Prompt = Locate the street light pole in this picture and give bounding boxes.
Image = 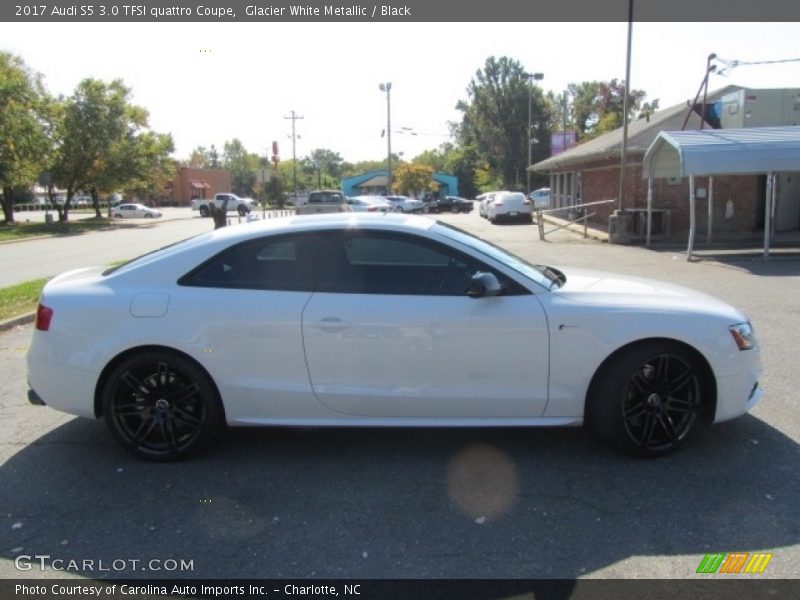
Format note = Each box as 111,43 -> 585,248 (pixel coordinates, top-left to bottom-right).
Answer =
379,82 -> 392,194
523,72 -> 544,196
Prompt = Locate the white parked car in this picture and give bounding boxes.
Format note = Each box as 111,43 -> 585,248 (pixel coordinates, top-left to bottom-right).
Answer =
529,187 -> 551,209
485,191 -> 534,223
477,190 -> 506,218
385,195 -> 424,213
112,203 -> 162,219
27,213 -> 762,460
346,195 -> 392,213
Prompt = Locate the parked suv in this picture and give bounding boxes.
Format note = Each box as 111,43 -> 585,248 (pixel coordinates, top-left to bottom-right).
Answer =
296,190 -> 349,215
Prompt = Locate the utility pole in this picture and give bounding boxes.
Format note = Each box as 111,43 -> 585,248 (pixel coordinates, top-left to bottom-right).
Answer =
522,72 -> 543,195
379,82 -> 393,193
618,0 -> 633,211
284,110 -> 304,201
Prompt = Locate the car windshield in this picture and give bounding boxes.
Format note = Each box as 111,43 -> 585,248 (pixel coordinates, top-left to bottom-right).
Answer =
432,221 -> 561,289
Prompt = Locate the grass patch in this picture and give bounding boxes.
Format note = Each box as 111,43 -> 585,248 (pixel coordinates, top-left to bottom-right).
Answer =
0,278 -> 48,321
0,217 -> 120,242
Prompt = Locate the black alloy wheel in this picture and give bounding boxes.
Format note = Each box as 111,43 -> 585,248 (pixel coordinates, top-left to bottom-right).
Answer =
102,351 -> 223,460
589,342 -> 704,457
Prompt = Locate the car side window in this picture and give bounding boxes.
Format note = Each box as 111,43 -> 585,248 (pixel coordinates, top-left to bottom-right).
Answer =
178,235 -> 313,291
310,231 -> 526,296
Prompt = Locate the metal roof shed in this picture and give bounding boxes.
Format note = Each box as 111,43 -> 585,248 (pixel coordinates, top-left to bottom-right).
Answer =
642,126 -> 800,259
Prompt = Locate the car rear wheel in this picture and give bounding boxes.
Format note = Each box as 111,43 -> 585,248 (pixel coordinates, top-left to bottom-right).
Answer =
588,341 -> 704,457
102,351 -> 223,461
238,205 -> 250,216
199,205 -> 209,217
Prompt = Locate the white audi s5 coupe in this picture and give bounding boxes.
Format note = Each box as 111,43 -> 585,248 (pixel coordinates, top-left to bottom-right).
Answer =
27,213 -> 763,460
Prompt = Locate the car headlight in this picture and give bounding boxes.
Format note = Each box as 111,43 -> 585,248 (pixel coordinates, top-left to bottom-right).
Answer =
730,322 -> 757,350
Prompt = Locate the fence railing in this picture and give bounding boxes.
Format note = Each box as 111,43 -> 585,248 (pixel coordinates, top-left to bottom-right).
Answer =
536,199 -> 615,240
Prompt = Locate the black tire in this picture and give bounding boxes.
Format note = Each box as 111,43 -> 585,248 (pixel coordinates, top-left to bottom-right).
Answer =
450,205 -> 459,214
199,205 -> 210,217
102,351 -> 224,461
237,205 -> 249,216
587,341 -> 705,457
144,214 -> 153,218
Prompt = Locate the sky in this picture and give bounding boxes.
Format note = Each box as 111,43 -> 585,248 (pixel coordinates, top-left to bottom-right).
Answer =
2,22 -> 799,164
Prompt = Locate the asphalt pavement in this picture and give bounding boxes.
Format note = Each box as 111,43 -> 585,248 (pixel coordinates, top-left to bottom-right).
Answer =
1,210 -> 799,582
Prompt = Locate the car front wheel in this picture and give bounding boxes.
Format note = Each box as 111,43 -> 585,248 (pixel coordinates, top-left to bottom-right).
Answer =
199,206 -> 209,217
588,341 -> 705,457
102,351 -> 224,460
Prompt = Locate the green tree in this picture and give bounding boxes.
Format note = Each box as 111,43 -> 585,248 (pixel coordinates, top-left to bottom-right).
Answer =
0,52 -> 52,223
455,56 -> 551,191
188,146 -> 211,167
265,172 -> 288,208
114,132 -> 175,203
392,163 -> 437,196
567,79 -> 654,140
303,148 -> 344,189
222,139 -> 260,197
414,147 -> 449,172
50,78 -> 171,220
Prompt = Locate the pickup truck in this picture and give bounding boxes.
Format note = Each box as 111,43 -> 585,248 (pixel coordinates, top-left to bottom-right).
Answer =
295,190 -> 349,215
191,193 -> 254,217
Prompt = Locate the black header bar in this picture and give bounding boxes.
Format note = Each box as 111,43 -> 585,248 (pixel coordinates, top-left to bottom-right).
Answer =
3,0 -> 800,22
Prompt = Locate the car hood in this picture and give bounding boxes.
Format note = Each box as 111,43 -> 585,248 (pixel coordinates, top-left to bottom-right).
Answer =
552,267 -> 746,321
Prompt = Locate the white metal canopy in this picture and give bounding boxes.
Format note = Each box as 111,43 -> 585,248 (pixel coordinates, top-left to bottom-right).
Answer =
642,126 -> 800,260
643,126 -> 800,178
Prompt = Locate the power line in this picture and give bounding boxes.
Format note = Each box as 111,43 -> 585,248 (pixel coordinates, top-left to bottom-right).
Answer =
714,55 -> 800,76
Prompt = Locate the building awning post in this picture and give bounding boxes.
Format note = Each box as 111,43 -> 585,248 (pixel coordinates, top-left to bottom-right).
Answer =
687,175 -> 696,261
646,177 -> 653,246
764,172 -> 774,259
706,176 -> 714,245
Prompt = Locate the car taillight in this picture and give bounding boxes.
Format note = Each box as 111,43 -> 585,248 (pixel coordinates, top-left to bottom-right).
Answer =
36,304 -> 53,331
367,207 -> 377,212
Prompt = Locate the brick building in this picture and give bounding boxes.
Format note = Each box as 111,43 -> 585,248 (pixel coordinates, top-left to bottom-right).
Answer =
167,166 -> 231,207
530,85 -> 800,240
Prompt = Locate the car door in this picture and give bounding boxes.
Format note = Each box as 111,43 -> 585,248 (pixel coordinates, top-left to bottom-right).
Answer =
301,230 -> 549,419
176,233 -> 317,423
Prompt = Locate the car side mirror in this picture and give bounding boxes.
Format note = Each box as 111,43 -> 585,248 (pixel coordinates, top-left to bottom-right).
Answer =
467,271 -> 503,298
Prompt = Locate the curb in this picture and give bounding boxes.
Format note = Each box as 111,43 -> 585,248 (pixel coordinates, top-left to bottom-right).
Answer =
0,312 -> 36,332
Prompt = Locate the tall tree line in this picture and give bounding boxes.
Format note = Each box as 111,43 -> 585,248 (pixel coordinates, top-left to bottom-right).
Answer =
0,51 -> 174,223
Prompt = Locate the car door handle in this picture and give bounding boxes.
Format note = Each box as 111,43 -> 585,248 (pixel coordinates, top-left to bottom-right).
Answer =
310,317 -> 352,332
